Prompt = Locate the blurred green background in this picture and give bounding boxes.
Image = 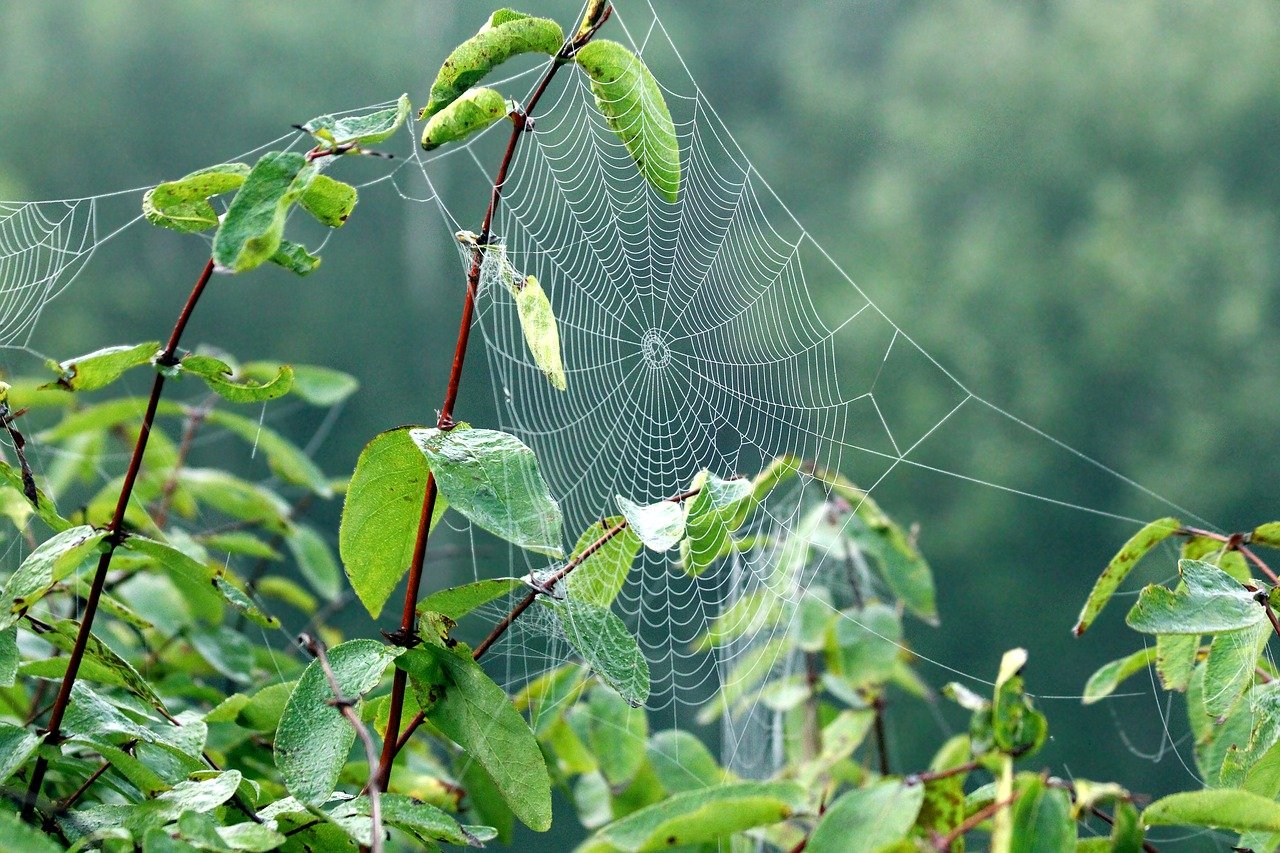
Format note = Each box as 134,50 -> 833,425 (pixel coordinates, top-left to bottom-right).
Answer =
3,0 -> 1279,835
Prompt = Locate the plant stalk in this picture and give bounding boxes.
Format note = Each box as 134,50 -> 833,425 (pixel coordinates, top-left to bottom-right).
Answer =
374,12 -> 611,789
22,258 -> 216,819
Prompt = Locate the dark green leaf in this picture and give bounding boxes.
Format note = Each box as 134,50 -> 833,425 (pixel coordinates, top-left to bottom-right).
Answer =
1126,559 -> 1264,634
411,425 -> 563,557
121,534 -> 278,627
212,151 -> 312,273
421,13 -> 563,119
142,162 -> 250,233
1009,774 -> 1075,852
574,40 -> 681,202
0,626 -> 17,686
544,597 -> 649,706
591,781 -> 806,851
808,780 -> 924,853
32,617 -> 165,710
1074,517 -> 1181,635
339,427 -> 448,618
0,722 -> 40,785
831,603 -> 901,687
350,793 -> 484,847
302,94 -> 410,147
417,642 -> 553,831
43,342 -> 160,392
275,639 -> 399,806
421,86 -> 510,151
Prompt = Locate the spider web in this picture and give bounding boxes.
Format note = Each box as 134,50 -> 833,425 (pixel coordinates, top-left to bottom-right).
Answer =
0,3 -> 1240,843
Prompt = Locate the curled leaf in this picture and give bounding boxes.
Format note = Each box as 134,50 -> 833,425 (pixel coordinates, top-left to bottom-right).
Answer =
298,174 -> 358,227
302,94 -> 411,148
143,163 -> 250,233
42,342 -> 160,392
212,152 -> 312,274
422,87 -> 510,152
179,354 -> 294,403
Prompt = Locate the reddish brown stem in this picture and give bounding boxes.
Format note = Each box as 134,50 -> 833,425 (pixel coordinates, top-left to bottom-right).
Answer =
934,791 -> 1020,851
23,258 -> 216,819
374,11 -> 612,790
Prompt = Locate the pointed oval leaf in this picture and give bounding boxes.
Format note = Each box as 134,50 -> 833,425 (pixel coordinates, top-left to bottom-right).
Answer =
179,354 -> 294,403
410,426 -> 563,557
1203,621 -> 1270,716
121,534 -> 277,627
298,174 -> 357,227
417,643 -> 552,831
418,577 -> 522,620
340,427 -> 448,617
275,639 -> 399,806
421,13 -> 564,120
1144,788 -> 1280,832
566,517 -> 639,607
212,152 -> 311,273
0,525 -> 107,628
1126,560 -> 1264,635
1008,774 -> 1075,852
32,618 -> 165,711
544,598 -> 649,706
510,275 -> 567,390
421,87 -> 510,151
285,524 -> 343,601
617,494 -> 684,552
205,409 -> 330,496
1082,647 -> 1156,705
302,94 -> 411,148
43,342 -> 161,393
592,781 -> 806,851
143,163 -> 250,233
1074,517 -> 1181,635
0,458 -> 71,532
574,40 -> 680,202
808,780 -> 925,853
646,729 -> 724,794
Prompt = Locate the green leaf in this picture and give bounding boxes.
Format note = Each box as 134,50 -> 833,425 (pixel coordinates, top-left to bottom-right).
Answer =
680,472 -> 753,575
179,354 -> 294,403
566,518 -> 639,607
990,648 -> 1048,757
1074,517 -> 1181,635
1082,647 -> 1156,704
646,729 -> 724,794
241,362 -> 359,406
43,342 -> 160,392
205,409 -> 331,495
142,162 -> 250,233
510,274 -> 567,390
120,534 -> 278,627
580,684 -> 648,788
1126,559 -> 1264,634
831,603 -> 901,687
543,597 -> 649,706
285,524 -> 343,601
0,458 -> 71,533
590,781 -> 806,851
31,617 -> 166,711
267,239 -> 321,276
302,94 -> 411,148
0,809 -> 68,852
348,793 -> 484,847
339,427 -> 448,618
298,173 -> 357,227
0,722 -> 40,785
1008,774 -> 1075,852
411,426 -> 563,557
0,626 -> 16,686
1143,788 -> 1280,832
808,780 -> 925,853
617,494 -> 684,552
188,623 -> 254,683
418,577 -> 522,620
417,642 -> 553,831
274,639 -> 399,806
212,151 -> 312,273
421,86 -> 510,151
1203,620 -> 1270,716
1252,522 -> 1280,548
693,588 -> 783,651
574,40 -> 681,203
421,13 -> 563,120
0,525 -> 107,628
1155,632 -> 1199,691
179,468 -> 293,533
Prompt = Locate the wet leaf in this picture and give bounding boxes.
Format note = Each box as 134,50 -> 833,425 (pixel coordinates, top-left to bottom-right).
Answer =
544,597 -> 649,706
418,577 -> 522,620
302,94 -> 410,148
1144,788 -> 1280,832
617,494 -> 684,552
1127,559 -> 1263,634
298,174 -> 357,227
511,274 -> 567,390
179,354 -> 294,403
212,151 -> 312,273
565,517 -> 639,607
0,525 -> 107,629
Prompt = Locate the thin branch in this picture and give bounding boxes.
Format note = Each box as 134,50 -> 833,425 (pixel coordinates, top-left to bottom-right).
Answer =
905,759 -> 981,786
301,634 -> 383,853
375,8 -> 614,789
57,759 -> 111,812
23,257 -> 217,819
934,791 -> 1020,851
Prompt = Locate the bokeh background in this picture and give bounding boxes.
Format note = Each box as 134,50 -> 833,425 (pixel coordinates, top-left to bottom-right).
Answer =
3,0 -> 1280,842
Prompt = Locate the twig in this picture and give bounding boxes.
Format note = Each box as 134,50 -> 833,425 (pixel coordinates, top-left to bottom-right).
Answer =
23,257 -> 217,818
934,791 -> 1020,851
870,693 -> 890,776
57,759 -> 111,812
905,759 -> 981,786
1089,805 -> 1159,853
301,634 -> 383,853
374,5 -> 614,789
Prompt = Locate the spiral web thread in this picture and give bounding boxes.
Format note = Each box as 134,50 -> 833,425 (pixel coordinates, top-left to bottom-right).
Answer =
0,4 -> 1246,844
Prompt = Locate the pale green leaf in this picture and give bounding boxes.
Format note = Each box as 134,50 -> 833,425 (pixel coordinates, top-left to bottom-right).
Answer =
580,684 -> 648,787
43,342 -> 160,393
267,239 -> 321,275
544,597 -> 649,706
421,86 -> 510,150
1008,774 -> 1075,852
616,494 -> 683,552
339,426 -> 448,618
0,525 -> 107,628
302,94 -> 410,147
275,639 -> 399,806
591,781 -> 806,851
206,408 -> 331,495
241,362 -> 359,406
1082,647 -> 1156,704
411,425 -> 563,557
0,722 -> 40,785
511,274 -> 567,390
1143,788 -> 1280,832
418,577 -> 522,620
142,162 -> 250,233
574,40 -> 680,202
0,626 -> 16,686
31,617 -> 165,710
286,523 -> 343,601
298,173 -> 357,227
121,534 -> 278,627
680,472 -> 752,575
1203,620 -> 1270,716
179,354 -> 294,403
1126,560 -> 1264,634
1074,517 -> 1181,635
646,729 -> 724,794
1155,632 -> 1199,691
808,780 -> 924,853
565,517 -> 639,607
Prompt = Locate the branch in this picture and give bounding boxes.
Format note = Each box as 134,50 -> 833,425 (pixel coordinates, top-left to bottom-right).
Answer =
24,257 -> 217,819
934,791 -> 1020,851
301,634 -> 383,853
374,9 -> 614,789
